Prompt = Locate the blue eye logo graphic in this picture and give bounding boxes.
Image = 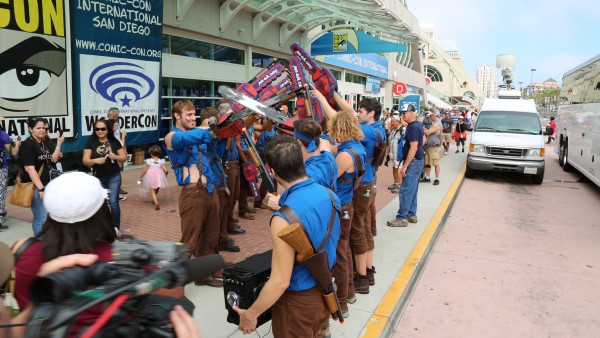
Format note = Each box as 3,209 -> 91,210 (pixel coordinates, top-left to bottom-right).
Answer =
89,62 -> 155,107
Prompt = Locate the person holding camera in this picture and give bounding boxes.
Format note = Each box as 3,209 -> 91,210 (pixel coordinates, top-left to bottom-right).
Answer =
83,118 -> 127,234
18,118 -> 64,236
234,135 -> 341,337
4,252 -> 201,338
12,172 -> 116,336
0,125 -> 20,232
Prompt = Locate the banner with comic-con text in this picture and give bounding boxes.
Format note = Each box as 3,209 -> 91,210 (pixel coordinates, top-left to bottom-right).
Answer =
72,0 -> 163,146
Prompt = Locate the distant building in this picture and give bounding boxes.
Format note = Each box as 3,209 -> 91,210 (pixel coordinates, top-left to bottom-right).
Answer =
476,65 -> 498,98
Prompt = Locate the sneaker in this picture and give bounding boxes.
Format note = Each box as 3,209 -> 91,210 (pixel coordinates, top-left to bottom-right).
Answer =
455,150 -> 459,153
433,179 -> 440,186
0,225 -> 8,232
119,189 -> 128,195
444,151 -> 448,155
419,178 -> 430,183
347,295 -> 357,304
391,187 -> 400,194
119,195 -> 127,201
462,149 -> 465,153
387,218 -> 408,227
408,216 -> 418,223
387,183 -> 398,190
342,310 -> 349,318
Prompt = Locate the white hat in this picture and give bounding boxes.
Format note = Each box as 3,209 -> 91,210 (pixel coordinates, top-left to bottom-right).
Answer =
43,172 -> 108,223
392,115 -> 401,121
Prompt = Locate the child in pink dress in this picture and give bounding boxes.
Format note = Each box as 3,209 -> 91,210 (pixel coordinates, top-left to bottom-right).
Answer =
138,145 -> 169,210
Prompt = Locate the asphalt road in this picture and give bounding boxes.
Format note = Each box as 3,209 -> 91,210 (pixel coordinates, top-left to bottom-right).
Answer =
394,143 -> 600,337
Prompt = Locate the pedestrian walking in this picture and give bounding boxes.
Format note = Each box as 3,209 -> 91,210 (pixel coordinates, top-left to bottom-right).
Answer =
137,145 -> 169,210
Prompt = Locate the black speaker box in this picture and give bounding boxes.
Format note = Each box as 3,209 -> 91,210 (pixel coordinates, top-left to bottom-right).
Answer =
223,250 -> 272,327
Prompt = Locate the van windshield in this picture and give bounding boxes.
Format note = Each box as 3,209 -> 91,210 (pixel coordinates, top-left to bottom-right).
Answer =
474,111 -> 541,134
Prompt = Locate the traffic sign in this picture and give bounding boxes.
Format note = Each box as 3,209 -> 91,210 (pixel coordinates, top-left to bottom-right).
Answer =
393,82 -> 407,95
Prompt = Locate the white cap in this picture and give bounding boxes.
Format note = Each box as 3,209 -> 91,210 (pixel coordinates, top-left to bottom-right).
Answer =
43,172 -> 108,223
392,115 -> 401,121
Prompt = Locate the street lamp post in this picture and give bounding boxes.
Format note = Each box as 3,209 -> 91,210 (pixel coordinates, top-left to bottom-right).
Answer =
518,81 -> 523,97
530,68 -> 536,97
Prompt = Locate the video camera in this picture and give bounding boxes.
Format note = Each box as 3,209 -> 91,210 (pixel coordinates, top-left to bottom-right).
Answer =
24,236 -> 224,338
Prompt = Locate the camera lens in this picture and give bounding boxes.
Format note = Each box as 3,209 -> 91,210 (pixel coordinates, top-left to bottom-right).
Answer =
31,262 -> 117,304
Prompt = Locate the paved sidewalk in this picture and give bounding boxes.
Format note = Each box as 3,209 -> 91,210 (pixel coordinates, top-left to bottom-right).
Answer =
1,146 -> 468,337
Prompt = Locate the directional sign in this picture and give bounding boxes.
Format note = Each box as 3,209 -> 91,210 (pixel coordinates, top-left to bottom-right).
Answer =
393,82 -> 407,95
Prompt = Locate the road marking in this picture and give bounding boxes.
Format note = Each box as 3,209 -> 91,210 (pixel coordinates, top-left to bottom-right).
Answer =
361,165 -> 466,338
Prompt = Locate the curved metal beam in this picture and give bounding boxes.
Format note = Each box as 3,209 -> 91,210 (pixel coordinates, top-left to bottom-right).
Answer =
220,0 -> 254,33
253,2 -> 333,40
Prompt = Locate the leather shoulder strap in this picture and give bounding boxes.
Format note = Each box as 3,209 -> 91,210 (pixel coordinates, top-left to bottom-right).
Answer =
278,189 -> 338,253
12,237 -> 37,261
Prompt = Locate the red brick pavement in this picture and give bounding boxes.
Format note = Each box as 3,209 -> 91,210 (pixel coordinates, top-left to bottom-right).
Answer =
7,164 -> 400,264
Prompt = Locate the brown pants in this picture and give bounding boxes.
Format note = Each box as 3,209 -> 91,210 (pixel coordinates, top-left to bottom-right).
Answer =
238,163 -> 252,215
272,286 -> 329,338
370,185 -> 377,235
216,189 -> 230,249
332,202 -> 353,311
350,184 -> 375,255
225,161 -> 240,229
179,186 -> 220,258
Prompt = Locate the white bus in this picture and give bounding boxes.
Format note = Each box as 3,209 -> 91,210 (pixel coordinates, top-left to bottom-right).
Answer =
555,54 -> 600,187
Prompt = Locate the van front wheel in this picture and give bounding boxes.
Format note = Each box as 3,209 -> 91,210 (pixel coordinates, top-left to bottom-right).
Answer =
465,163 -> 476,178
531,171 -> 544,185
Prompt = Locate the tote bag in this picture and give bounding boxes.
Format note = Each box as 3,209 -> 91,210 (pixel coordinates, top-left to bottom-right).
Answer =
9,164 -> 44,208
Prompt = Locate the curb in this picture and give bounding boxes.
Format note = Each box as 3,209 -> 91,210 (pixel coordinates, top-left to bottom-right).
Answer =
361,164 -> 467,338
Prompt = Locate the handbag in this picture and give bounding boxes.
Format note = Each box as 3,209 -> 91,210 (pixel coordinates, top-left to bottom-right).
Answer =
9,164 -> 44,208
460,131 -> 467,140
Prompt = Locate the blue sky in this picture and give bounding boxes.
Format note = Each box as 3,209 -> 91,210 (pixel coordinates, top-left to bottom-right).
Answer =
407,0 -> 600,86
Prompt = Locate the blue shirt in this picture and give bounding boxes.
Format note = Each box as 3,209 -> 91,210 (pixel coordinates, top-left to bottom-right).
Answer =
273,178 -> 341,292
359,121 -> 386,183
240,125 -> 255,152
216,138 -> 239,162
0,131 -> 10,169
336,140 -> 366,205
164,127 -> 216,192
256,128 -> 276,153
403,121 -> 424,161
200,140 -> 226,188
305,151 -> 337,191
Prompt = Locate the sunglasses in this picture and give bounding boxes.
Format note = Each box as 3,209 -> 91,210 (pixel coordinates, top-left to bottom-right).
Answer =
94,127 -> 107,131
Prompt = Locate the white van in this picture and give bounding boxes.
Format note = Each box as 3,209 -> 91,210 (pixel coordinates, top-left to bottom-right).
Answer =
466,91 -> 546,184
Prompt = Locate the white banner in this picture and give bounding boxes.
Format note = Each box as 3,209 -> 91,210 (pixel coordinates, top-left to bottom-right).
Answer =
79,54 -> 160,135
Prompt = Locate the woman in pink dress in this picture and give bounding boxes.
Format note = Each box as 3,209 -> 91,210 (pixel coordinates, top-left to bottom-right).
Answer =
138,145 -> 169,210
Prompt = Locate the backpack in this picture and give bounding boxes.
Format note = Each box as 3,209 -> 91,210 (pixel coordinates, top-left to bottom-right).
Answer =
371,129 -> 388,169
396,132 -> 405,162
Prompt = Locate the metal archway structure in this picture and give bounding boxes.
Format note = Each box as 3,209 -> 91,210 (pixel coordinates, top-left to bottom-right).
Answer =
212,0 -> 421,48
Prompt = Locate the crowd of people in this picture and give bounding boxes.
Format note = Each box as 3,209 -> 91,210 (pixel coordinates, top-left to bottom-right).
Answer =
2,88 -> 477,337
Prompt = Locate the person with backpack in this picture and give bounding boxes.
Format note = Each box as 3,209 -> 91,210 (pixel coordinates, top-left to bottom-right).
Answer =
386,115 -> 404,194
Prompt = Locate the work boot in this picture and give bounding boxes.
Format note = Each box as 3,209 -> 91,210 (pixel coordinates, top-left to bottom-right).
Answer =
367,266 -> 376,286
354,274 -> 370,294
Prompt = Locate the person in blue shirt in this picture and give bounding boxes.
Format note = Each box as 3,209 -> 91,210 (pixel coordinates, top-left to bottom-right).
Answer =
387,104 -> 425,228
327,111 -> 366,316
354,98 -> 385,290
254,119 -> 278,209
234,135 -> 341,337
199,107 -> 242,254
164,100 -> 222,288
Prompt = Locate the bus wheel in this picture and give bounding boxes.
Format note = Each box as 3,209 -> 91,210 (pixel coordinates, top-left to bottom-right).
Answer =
560,142 -> 573,172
